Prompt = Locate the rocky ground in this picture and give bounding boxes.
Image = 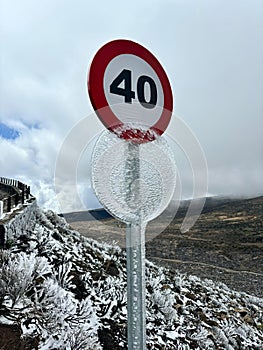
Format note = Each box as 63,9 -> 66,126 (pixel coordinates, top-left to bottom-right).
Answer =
147,196 -> 263,298
67,196 -> 263,298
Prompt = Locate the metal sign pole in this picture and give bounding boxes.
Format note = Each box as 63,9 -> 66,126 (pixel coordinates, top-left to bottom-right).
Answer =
125,142 -> 146,350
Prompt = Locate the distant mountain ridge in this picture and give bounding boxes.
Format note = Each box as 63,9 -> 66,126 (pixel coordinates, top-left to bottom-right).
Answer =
61,207 -> 112,223
62,195 -> 263,223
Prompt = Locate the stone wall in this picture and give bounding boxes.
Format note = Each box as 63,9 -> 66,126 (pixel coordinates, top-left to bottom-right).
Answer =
0,199 -> 37,247
0,183 -> 18,197
0,178 -> 32,216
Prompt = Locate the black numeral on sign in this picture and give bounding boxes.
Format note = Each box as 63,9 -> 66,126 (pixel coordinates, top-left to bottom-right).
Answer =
109,69 -> 157,108
110,69 -> 135,103
137,75 -> 157,109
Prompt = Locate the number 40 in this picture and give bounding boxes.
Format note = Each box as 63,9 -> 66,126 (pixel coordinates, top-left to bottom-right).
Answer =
110,69 -> 157,109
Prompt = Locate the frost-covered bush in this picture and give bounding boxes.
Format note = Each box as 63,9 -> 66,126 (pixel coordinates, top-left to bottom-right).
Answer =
1,207 -> 263,349
0,251 -> 51,309
152,285 -> 177,322
30,278 -> 100,350
0,249 -> 101,350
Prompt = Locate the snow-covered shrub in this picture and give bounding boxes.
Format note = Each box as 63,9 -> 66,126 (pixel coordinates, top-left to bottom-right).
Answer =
152,286 -> 177,322
0,251 -> 51,310
0,246 -> 101,349
56,261 -> 74,289
31,278 -> 100,350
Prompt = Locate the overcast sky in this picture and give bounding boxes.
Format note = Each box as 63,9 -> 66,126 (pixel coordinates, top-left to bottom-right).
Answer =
0,0 -> 262,212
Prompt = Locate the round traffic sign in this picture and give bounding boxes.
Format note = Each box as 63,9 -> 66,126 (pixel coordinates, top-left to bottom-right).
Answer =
88,39 -> 173,142
92,129 -> 176,223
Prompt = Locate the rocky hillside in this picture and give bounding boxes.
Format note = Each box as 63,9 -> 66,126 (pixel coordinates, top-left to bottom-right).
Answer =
0,207 -> 262,349
67,196 -> 263,297
147,196 -> 263,297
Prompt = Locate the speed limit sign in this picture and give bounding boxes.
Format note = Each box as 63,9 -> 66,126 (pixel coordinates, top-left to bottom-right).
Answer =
88,39 -> 173,142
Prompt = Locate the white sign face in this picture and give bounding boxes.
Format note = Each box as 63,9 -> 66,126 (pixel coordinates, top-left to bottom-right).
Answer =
104,54 -> 164,127
88,39 -> 173,142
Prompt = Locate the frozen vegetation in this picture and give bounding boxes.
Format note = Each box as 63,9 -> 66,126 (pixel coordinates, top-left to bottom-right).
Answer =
0,207 -> 262,349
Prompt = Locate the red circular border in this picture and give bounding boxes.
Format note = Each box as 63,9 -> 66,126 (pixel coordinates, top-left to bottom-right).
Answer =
88,39 -> 173,142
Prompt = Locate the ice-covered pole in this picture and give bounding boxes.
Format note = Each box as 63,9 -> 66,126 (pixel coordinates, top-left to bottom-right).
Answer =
125,142 -> 146,350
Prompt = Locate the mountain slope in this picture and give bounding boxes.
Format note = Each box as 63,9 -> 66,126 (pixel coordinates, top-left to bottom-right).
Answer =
147,196 -> 263,297
64,196 -> 263,297
0,207 -> 262,349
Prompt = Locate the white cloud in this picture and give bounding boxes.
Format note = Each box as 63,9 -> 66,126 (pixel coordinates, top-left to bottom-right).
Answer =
1,0 -> 262,212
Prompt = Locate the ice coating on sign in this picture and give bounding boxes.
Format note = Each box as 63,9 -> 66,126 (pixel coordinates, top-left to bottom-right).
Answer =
91,127 -> 176,223
110,157 -> 162,210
